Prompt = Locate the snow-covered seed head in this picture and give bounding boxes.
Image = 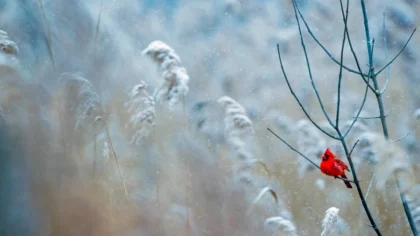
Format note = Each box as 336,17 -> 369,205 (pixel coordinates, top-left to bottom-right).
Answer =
0,30 -> 18,55
264,216 -> 297,236
142,41 -> 189,108
321,207 -> 347,236
57,72 -> 102,133
218,96 -> 253,135
142,40 -> 181,65
218,96 -> 254,161
124,81 -> 156,145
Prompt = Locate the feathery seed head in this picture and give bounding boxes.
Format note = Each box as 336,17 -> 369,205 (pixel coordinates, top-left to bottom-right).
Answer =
124,81 -> 156,145
57,72 -> 102,133
264,216 -> 297,236
321,207 -> 348,236
143,41 -> 189,107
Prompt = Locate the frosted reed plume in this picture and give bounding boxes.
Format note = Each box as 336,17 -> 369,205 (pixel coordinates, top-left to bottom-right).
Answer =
56,72 -> 102,133
0,30 -> 18,56
218,96 -> 253,161
295,120 -> 326,176
264,216 -> 297,236
0,30 -> 19,71
124,81 -> 155,145
142,41 -> 189,108
321,207 -> 349,236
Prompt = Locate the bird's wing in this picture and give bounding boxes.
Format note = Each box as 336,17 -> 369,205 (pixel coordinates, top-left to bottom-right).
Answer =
335,158 -> 350,172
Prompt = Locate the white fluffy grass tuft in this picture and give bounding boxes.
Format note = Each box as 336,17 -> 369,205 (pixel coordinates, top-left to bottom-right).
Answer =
0,30 -> 19,55
321,207 -> 349,236
142,41 -> 189,108
264,216 -> 297,236
56,72 -> 102,133
218,96 -> 253,161
124,81 -> 155,145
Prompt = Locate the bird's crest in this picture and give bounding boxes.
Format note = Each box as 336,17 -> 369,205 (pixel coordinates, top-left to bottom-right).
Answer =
324,148 -> 334,157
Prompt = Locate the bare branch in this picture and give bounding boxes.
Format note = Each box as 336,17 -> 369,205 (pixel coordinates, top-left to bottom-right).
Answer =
276,44 -> 339,140
342,0 -> 375,138
360,1 -> 417,234
343,68 -> 371,138
291,0 -> 335,128
335,0 -> 350,128
336,0 -> 376,93
292,1 -> 369,77
375,29 -> 416,76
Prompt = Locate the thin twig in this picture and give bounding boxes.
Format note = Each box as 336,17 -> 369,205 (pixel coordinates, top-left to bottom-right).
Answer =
389,132 -> 410,143
291,0 -> 335,128
349,139 -> 360,157
267,128 -> 355,184
267,128 -> 319,169
380,13 -> 390,94
292,1 -> 369,77
375,29 -> 416,76
354,112 -> 390,119
343,65 -> 371,138
336,1 -> 376,93
276,44 -> 339,140
335,0 -> 349,128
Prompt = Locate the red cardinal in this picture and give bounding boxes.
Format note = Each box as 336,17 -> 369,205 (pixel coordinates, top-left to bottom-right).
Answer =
320,148 -> 352,188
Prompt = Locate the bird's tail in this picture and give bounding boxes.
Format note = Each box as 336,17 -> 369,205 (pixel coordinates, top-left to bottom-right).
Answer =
341,173 -> 352,189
